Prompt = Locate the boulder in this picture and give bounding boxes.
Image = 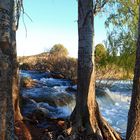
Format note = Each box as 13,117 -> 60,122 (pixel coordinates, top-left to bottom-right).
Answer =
20,77 -> 37,88
29,92 -> 75,107
32,108 -> 50,121
48,72 -> 65,79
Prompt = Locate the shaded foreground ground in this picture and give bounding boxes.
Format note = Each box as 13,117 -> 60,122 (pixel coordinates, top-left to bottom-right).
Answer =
15,118 -> 68,140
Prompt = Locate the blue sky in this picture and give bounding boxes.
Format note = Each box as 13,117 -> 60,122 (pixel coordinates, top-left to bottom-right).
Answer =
17,0 -> 107,57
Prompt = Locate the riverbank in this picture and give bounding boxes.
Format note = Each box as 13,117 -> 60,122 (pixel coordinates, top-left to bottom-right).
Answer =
18,51 -> 133,81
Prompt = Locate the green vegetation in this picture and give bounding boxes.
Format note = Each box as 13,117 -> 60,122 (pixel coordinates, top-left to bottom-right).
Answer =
18,1 -> 139,81
49,44 -> 68,57
104,1 -> 138,78
95,44 -> 107,65
95,43 -> 132,80
19,42 -> 134,81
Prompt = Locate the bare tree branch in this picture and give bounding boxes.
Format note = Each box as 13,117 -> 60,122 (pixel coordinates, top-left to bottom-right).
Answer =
94,0 -> 108,15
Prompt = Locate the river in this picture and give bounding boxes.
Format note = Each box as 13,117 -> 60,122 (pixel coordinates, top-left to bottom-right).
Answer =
20,70 -> 132,139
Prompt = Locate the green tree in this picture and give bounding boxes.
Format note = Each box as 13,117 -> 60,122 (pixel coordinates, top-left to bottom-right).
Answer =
95,43 -> 107,64
49,44 -> 68,57
105,1 -> 138,77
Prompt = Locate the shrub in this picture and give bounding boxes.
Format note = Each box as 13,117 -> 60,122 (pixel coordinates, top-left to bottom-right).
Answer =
49,44 -> 68,57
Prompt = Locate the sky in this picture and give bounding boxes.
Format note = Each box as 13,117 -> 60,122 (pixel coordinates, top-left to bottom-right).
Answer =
17,0 -> 107,58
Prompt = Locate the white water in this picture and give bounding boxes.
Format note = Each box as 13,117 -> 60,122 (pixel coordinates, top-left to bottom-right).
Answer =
96,81 -> 132,138
21,71 -> 132,138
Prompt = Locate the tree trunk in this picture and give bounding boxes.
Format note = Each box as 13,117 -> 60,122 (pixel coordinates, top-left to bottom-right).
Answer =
126,5 -> 140,140
69,1 -> 122,140
11,31 -> 23,122
0,1 -> 32,139
0,1 -> 15,139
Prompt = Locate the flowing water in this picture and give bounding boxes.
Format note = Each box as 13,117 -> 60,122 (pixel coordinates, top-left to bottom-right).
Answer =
20,70 -> 132,138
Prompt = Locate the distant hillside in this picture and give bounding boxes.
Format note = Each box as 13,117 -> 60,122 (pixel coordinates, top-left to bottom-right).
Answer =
18,52 -> 49,65
18,50 -> 77,81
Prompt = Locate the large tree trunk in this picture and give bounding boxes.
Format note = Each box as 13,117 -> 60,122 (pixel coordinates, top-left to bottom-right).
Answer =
0,0 -> 15,139
126,5 -> 140,140
69,1 -> 122,140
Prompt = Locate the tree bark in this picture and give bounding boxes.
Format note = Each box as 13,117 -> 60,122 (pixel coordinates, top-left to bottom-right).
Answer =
0,1 -> 32,140
69,1 -> 122,140
11,30 -> 23,122
126,5 -> 140,140
0,1 -> 15,139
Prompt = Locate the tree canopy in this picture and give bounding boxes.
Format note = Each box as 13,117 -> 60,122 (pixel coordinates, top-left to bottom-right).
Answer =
104,1 -> 139,77
49,44 -> 68,57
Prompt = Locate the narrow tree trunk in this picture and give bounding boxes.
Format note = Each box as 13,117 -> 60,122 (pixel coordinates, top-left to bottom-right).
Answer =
69,1 -> 122,140
11,2 -> 32,140
0,1 -> 15,139
126,5 -> 140,140
11,31 -> 23,121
